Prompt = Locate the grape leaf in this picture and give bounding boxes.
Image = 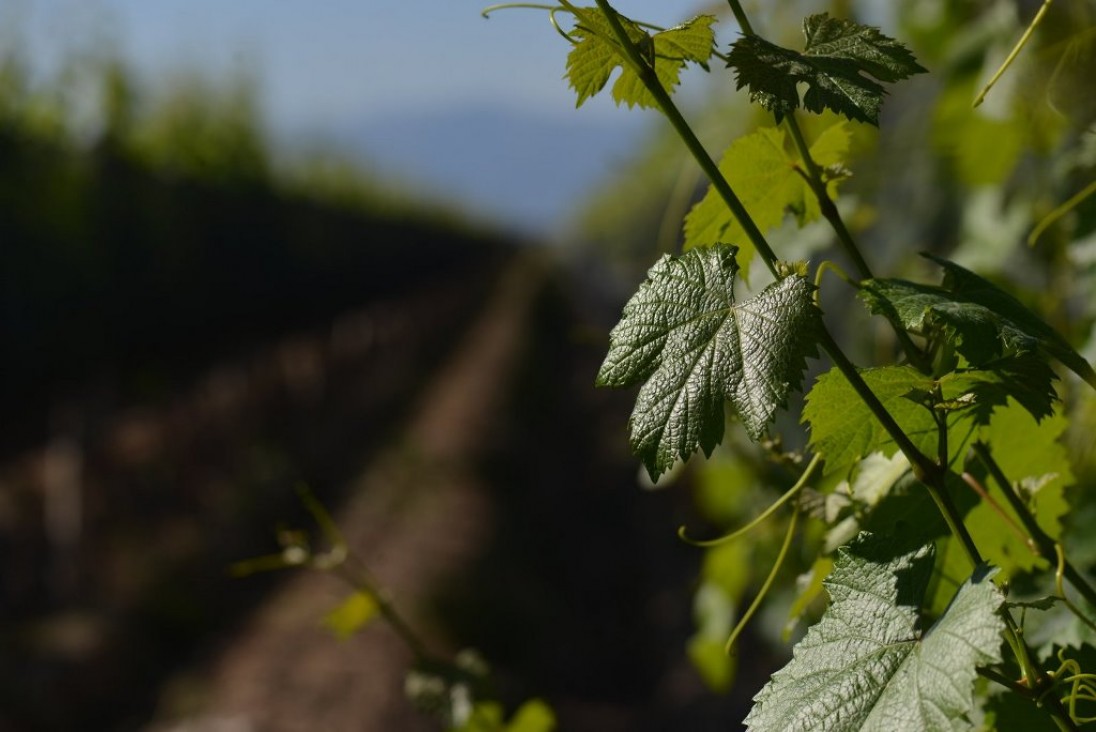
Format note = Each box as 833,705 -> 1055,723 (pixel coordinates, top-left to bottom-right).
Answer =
566,10 -> 716,109
745,533 -> 1004,732
803,359 -> 1049,479
727,13 -> 927,125
688,581 -> 738,692
596,244 -> 820,479
503,699 -> 556,732
940,356 -> 1058,424
803,365 -> 937,476
928,399 -> 1073,615
683,121 -> 850,278
860,254 -> 1096,389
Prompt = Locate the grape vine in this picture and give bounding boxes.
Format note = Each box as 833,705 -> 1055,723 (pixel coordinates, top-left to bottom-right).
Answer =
487,2 -> 1096,729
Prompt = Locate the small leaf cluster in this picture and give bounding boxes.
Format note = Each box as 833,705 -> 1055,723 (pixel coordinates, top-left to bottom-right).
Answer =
566,11 -> 715,109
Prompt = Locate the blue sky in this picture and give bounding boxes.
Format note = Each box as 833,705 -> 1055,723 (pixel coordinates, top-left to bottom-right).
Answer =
14,0 -> 706,132
9,2 -> 895,235
11,0 -> 729,233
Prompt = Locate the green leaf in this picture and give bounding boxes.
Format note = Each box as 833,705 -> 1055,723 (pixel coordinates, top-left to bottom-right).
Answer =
682,121 -> 851,278
802,358 -> 1044,480
785,556 -> 833,640
927,400 -> 1072,614
565,11 -> 715,109
322,591 -> 379,640
727,13 -> 927,125
822,452 -> 911,552
939,356 -> 1058,425
745,533 -> 1004,732
597,244 -> 820,479
803,365 -> 937,476
505,699 -> 556,732
452,698 -> 556,732
976,401 -> 1072,570
860,254 -> 1096,389
981,686 -> 1060,732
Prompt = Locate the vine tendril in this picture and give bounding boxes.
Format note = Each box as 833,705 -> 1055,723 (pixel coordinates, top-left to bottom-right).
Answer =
725,502 -> 799,655
678,453 -> 821,547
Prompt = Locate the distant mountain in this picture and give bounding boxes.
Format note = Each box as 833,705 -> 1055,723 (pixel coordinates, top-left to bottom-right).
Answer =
328,104 -> 652,238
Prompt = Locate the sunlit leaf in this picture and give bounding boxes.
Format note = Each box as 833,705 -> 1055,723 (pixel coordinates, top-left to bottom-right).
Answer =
746,533 -> 1004,732
803,365 -> 937,476
597,244 -> 820,479
505,699 -> 556,732
566,10 -> 715,109
860,254 -> 1096,389
683,121 -> 850,279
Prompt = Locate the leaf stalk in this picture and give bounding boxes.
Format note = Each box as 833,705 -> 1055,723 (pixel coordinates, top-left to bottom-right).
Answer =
974,441 -> 1096,609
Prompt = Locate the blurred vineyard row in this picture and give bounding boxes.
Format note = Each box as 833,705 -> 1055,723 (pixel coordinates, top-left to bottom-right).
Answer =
0,51 -> 516,729
0,53 -> 511,453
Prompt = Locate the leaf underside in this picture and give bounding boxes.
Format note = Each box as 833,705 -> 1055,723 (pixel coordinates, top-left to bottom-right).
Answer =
860,253 -> 1095,391
597,244 -> 820,480
727,13 -> 927,125
746,533 -> 1004,732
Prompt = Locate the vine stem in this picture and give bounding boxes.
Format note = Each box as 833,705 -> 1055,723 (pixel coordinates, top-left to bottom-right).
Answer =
591,0 -> 951,509
586,5 -> 1082,726
295,485 -> 435,662
725,503 -> 799,655
587,4 -> 1082,727
334,558 -> 433,662
725,0 -> 754,36
587,0 -> 780,280
591,0 -> 990,575
725,1 -> 869,276
973,441 -> 1096,609
973,0 -> 1053,108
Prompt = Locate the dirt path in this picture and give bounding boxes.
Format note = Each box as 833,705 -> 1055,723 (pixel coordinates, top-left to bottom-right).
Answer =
147,256 -> 547,731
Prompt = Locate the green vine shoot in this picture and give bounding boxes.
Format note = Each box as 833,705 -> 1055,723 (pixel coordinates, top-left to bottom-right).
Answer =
487,1 -> 1096,729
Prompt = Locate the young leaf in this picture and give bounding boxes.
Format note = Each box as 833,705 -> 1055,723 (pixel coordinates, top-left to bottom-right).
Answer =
727,13 -> 927,125
597,244 -> 820,480
860,254 -> 1096,389
565,10 -> 716,109
683,121 -> 851,278
504,699 -> 557,732
322,591 -> 379,640
745,533 -> 1004,732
